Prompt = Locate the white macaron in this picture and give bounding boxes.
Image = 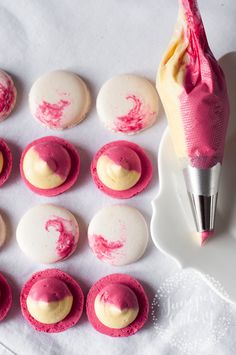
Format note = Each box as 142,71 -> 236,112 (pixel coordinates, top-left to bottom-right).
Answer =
16,204 -> 79,263
29,70 -> 91,130
96,74 -> 159,134
88,205 -> 149,266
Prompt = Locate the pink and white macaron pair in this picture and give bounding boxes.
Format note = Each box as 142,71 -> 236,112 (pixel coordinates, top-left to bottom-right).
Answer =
21,270 -> 149,336
29,71 -> 159,134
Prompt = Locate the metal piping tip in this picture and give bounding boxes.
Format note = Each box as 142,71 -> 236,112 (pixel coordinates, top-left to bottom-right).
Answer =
183,163 -> 221,244
187,192 -> 218,232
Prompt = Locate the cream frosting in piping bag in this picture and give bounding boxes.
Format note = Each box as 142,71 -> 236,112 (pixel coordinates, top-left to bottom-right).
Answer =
157,0 -> 230,243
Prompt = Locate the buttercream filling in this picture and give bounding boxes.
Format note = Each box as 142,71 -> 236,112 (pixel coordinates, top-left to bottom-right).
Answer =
23,142 -> 71,189
26,277 -> 73,324
94,283 -> 139,329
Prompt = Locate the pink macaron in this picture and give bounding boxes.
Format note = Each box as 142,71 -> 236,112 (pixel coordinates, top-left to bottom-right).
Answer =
91,140 -> 153,199
0,70 -> 17,122
20,269 -> 84,333
86,273 -> 149,337
0,272 -> 13,321
20,136 -> 80,196
0,138 -> 13,187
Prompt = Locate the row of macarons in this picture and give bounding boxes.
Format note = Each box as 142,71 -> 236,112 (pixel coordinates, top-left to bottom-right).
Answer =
0,204 -> 148,266
0,269 -> 149,337
0,69 -> 160,134
0,136 -> 153,198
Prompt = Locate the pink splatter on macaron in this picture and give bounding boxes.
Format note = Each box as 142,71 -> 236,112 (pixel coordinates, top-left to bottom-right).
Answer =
0,138 -> 13,187
86,273 -> 149,337
35,100 -> 70,129
91,140 -> 153,199
20,269 -> 84,333
20,136 -> 80,196
0,70 -> 17,122
0,272 -> 12,321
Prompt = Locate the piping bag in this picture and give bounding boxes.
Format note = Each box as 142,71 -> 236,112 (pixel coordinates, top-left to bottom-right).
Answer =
156,0 -> 230,245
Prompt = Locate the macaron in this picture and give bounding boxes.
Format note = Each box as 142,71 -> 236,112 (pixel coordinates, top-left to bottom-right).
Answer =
21,269 -> 84,332
0,70 -> 17,122
88,205 -> 148,266
0,272 -> 12,321
20,136 -> 80,196
96,74 -> 159,134
0,138 -> 13,187
86,273 -> 149,337
29,70 -> 91,130
16,204 -> 79,264
91,140 -> 153,199
0,214 -> 6,249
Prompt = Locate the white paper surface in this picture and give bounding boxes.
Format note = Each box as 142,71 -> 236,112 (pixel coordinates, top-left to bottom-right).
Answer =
0,1 -> 236,354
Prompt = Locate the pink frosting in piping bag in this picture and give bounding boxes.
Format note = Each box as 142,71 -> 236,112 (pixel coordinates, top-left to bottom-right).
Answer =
157,0 -> 229,169
157,0 -> 230,243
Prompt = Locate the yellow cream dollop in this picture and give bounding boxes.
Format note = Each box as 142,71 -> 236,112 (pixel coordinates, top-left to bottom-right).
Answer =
94,295 -> 139,329
0,152 -> 3,174
23,147 -> 65,189
96,155 -> 141,191
27,295 -> 73,324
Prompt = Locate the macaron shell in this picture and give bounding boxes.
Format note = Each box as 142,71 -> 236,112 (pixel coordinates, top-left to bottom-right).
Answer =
16,204 -> 79,264
0,272 -> 12,321
96,74 -> 159,134
0,214 -> 6,248
20,269 -> 84,333
29,70 -> 91,130
0,70 -> 17,122
86,273 -> 149,337
91,140 -> 153,199
0,139 -> 13,187
88,205 -> 149,266
20,136 -> 80,196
